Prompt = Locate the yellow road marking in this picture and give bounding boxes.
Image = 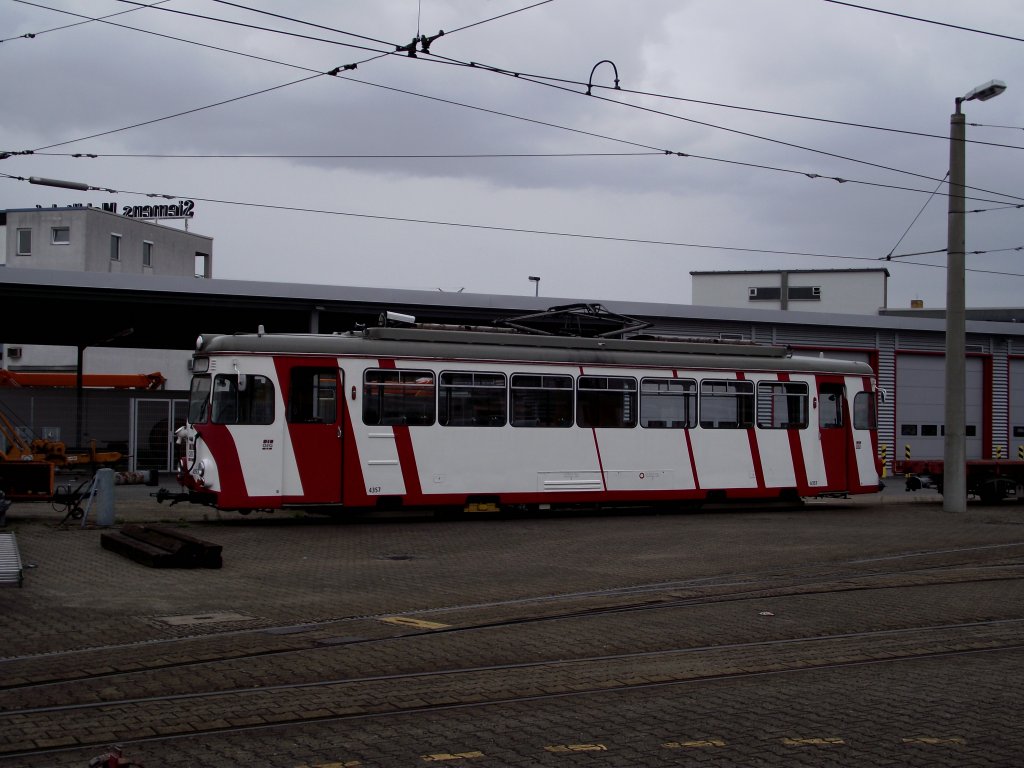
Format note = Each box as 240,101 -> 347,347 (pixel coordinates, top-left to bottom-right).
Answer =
902,737 -> 967,745
381,617 -> 450,630
783,737 -> 845,746
663,739 -> 726,748
421,752 -> 484,762
544,744 -> 607,753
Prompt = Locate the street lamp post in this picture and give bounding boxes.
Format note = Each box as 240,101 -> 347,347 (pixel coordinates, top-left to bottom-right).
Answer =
529,276 -> 540,297
944,79 -> 1006,513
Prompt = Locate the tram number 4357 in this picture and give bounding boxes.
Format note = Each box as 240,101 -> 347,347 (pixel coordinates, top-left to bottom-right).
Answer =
368,486 -> 382,494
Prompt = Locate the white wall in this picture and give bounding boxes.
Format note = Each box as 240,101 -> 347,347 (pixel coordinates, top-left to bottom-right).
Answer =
691,271 -> 887,315
3,345 -> 193,390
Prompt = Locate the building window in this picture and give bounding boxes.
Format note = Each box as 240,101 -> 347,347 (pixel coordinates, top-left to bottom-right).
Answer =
788,285 -> 821,301
195,252 -> 209,278
16,228 -> 31,255
142,241 -> 153,267
748,286 -> 781,301
51,227 -> 70,245
110,233 -> 121,261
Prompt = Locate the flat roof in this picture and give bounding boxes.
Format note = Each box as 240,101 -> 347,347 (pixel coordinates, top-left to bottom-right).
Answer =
0,267 -> 1021,351
690,268 -> 890,276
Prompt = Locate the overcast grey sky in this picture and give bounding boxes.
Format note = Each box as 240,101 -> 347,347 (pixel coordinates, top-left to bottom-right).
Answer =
2,0 -> 1022,310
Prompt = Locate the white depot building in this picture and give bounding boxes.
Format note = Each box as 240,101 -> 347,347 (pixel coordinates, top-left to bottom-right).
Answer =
691,268 -> 890,315
0,203 -> 212,388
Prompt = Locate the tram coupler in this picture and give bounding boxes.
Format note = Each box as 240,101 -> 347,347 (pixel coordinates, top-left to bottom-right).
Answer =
152,487 -> 198,507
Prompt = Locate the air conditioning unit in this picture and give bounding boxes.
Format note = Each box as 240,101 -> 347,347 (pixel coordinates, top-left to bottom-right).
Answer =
6,347 -> 22,360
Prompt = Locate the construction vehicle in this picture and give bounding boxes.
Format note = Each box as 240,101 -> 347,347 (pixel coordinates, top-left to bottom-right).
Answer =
0,411 -> 121,466
0,412 -> 121,500
0,370 -> 165,390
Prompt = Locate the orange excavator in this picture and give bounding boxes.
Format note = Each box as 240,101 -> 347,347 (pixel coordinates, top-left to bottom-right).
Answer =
0,411 -> 122,466
0,370 -> 166,390
0,402 -> 124,500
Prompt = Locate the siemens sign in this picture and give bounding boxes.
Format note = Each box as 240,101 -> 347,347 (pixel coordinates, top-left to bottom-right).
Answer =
101,200 -> 195,219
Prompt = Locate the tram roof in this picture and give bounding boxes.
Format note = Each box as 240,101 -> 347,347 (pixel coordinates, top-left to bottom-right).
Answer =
196,327 -> 873,375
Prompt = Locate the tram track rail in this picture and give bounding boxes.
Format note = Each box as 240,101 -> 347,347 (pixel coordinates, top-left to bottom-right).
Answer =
2,622 -> 1023,762
3,538 -> 1024,763
2,543 -> 1023,695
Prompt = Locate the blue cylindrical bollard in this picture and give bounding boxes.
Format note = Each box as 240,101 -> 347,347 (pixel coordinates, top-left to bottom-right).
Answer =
95,468 -> 115,527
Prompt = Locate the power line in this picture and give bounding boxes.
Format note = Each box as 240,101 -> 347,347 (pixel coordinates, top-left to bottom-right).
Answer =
109,0 -> 389,55
11,0 -> 337,75
35,151 -> 663,160
3,170 -> 1021,277
11,1 -> 1024,210
30,73 -> 328,153
445,0 -> 556,35
14,145 -> 1021,208
970,122 -> 1024,132
822,0 -> 1024,44
416,55 -> 1024,204
1,0 -> 169,44
19,0 -> 1024,206
206,0 -> 394,47
884,173 -> 947,259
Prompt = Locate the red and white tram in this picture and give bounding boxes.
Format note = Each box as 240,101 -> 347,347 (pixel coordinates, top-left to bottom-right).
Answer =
175,307 -> 882,513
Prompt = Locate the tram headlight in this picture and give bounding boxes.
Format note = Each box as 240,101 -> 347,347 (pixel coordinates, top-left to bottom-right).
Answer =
196,460 -> 207,479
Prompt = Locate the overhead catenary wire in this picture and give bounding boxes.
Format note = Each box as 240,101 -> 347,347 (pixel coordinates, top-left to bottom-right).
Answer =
412,54 -> 1024,204
2,170 -> 1021,278
13,0 -> 1024,207
884,173 -> 948,260
28,73 -> 328,153
0,0 -> 169,44
13,145 -> 1023,209
7,0 -> 1023,279
822,0 -> 1024,44
36,151 -> 664,159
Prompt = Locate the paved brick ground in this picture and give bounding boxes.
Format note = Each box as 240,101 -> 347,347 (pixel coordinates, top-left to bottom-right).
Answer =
1,476 -> 1022,766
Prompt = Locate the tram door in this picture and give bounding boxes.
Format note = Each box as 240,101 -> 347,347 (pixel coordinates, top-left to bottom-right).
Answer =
818,381 -> 850,492
286,366 -> 343,503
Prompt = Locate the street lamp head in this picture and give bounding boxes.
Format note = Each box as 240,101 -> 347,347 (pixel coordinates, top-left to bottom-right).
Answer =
961,79 -> 1007,104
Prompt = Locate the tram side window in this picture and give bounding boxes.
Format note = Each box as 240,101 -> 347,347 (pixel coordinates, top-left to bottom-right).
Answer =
289,368 -> 337,424
363,369 -> 435,426
699,380 -> 754,429
640,378 -> 696,428
510,374 -> 573,427
211,374 -> 275,425
756,381 -> 809,429
854,391 -> 877,430
819,385 -> 844,429
577,376 -> 637,428
439,371 -> 507,427
188,375 -> 211,424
